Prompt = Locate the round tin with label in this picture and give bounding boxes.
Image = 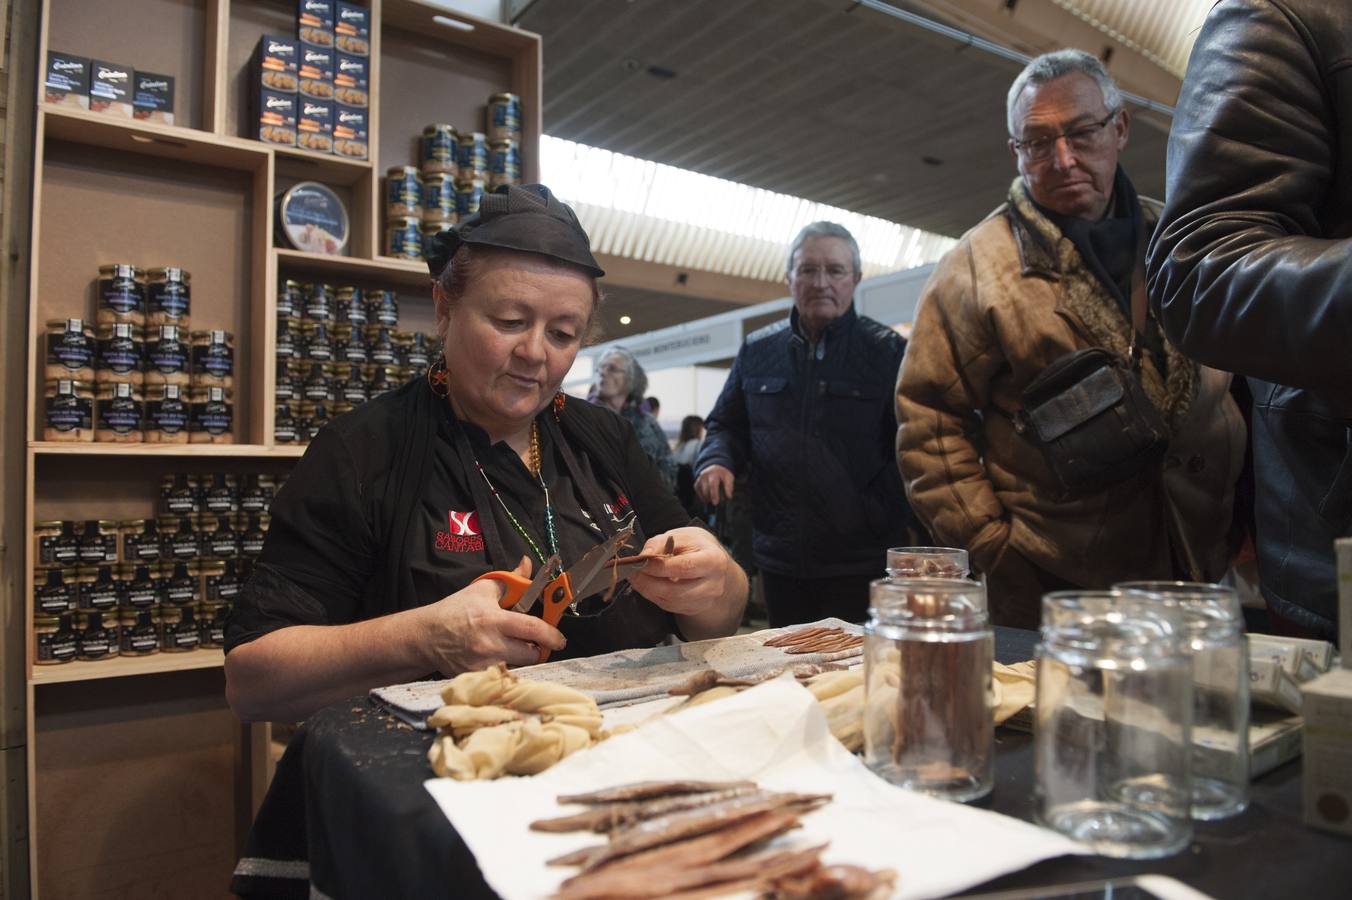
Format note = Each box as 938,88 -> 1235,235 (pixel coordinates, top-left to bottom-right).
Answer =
277,181 -> 350,256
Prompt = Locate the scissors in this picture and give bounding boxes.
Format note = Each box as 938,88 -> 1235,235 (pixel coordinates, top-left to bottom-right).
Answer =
473,523 -> 643,662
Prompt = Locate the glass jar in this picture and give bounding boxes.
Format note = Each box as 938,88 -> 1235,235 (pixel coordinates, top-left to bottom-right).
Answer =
34,567 -> 77,615
421,173 -> 456,224
240,513 -> 270,557
45,318 -> 96,381
366,290 -> 398,328
159,514 -> 200,559
385,165 -> 422,217
204,558 -> 244,603
96,263 -> 145,327
95,322 -> 144,387
275,403 -> 299,443
239,474 -> 274,514
198,602 -> 229,648
366,364 -> 399,398
456,132 -> 488,181
405,331 -> 432,372
455,178 -> 486,219
334,287 -> 367,327
143,384 -> 190,443
163,561 -> 200,607
123,564 -> 163,609
145,267 -> 191,328
275,359 -> 304,403
121,518 -> 161,563
160,605 -> 201,652
365,326 -> 398,365
278,279 -> 303,319
190,330 -> 234,388
885,547 -> 971,580
336,364 -> 368,405
304,283 -> 335,324
188,386 -> 234,443
276,316 -> 303,360
75,610 -> 119,660
162,474 -> 200,515
51,520 -> 82,567
34,520 -> 64,569
420,124 -> 458,177
34,614 -> 78,665
863,577 -> 993,802
384,216 -> 422,260
43,378 -> 94,442
1035,591 -> 1193,859
333,325 -> 367,365
80,565 -> 124,611
202,513 -> 240,558
94,382 -> 144,443
302,321 -> 333,362
145,325 -> 191,386
79,519 -> 119,565
1115,581 -> 1250,821
303,362 -> 335,402
202,473 -> 238,514
297,401 -> 330,441
119,608 -> 161,656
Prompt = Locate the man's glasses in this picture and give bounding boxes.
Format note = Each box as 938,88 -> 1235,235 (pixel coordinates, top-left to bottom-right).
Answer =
793,264 -> 853,282
1011,110 -> 1119,162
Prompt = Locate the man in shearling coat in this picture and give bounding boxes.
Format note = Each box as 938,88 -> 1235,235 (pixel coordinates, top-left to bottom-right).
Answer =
895,49 -> 1246,628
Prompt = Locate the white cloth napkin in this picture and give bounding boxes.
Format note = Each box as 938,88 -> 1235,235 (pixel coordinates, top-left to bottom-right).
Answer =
424,677 -> 1084,900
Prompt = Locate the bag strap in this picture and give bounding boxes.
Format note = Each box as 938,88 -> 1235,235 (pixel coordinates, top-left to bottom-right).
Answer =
1127,218 -> 1149,370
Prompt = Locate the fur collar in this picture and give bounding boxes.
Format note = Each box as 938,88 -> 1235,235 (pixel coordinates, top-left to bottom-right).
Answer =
1006,178 -> 1196,431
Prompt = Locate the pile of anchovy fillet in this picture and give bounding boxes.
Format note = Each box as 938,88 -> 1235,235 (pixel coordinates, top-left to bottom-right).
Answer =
533,779 -> 895,899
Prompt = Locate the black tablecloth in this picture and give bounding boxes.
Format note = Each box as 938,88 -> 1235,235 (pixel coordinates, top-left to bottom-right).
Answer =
231,627 -> 1352,899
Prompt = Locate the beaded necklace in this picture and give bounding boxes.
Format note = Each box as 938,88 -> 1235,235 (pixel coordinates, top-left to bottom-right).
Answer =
472,421 -> 562,578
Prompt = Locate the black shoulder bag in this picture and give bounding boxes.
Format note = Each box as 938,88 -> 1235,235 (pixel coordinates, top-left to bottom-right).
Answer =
1014,260 -> 1169,496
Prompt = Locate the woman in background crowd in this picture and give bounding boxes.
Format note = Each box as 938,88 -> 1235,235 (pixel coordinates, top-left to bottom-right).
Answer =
674,415 -> 706,516
591,347 -> 677,489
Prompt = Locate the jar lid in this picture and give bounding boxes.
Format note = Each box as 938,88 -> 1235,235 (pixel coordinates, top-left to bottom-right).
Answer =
276,181 -> 350,256
96,322 -> 143,339
189,329 -> 232,343
422,123 -> 456,135
46,317 -> 91,331
146,267 -> 190,282
35,519 -> 64,528
45,378 -> 94,392
98,263 -> 141,278
458,132 -> 486,143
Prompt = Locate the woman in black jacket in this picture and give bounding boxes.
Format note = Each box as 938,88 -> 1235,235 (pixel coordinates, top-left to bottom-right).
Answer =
224,185 -> 746,723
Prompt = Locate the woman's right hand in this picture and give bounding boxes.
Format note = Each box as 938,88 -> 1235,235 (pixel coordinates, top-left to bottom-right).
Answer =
415,559 -> 567,674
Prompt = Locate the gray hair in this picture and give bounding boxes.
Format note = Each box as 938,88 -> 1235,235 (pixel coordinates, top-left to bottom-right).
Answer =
785,221 -> 861,278
599,347 -> 647,405
1006,49 -> 1123,136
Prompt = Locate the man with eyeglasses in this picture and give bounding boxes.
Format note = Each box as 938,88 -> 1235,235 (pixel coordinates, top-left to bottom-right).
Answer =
695,221 -> 921,625
896,49 -> 1245,628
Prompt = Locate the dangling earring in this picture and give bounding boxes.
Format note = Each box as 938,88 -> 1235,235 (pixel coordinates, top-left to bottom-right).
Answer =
553,391 -> 567,419
427,351 -> 450,399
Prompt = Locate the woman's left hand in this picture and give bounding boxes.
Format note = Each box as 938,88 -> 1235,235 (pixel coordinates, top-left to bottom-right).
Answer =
627,527 -> 747,638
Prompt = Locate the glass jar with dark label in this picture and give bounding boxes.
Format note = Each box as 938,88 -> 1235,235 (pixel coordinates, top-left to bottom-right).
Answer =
35,567 -> 76,615
119,608 -> 160,656
275,403 -> 299,443
144,384 -> 190,443
366,364 -> 402,398
239,475 -> 274,513
146,267 -> 191,328
123,564 -> 163,609
75,610 -> 118,660
277,316 -> 303,360
366,290 -> 399,328
50,520 -> 82,567
203,513 -> 240,558
305,283 -> 335,324
79,520 -> 119,565
120,519 -> 161,563
80,565 -> 124,611
487,93 -> 522,142
420,124 -> 458,177
275,359 -> 303,403
406,331 -> 432,371
189,386 -> 234,444
278,280 -> 303,319
335,364 -> 369,405
162,474 -> 200,515
335,287 -> 367,326
44,378 -> 94,442
422,173 -> 456,223
203,474 -> 238,514
198,602 -> 230,648
97,263 -> 145,327
94,382 -> 144,443
456,178 -> 486,219
488,138 -> 521,189
384,216 -> 423,260
46,318 -> 96,381
190,330 -> 234,388
457,133 -> 488,181
159,515 -> 200,559
386,166 -> 422,217
163,561 -> 199,606
365,326 -> 397,365
204,558 -> 244,602
145,325 -> 190,386
302,321 -> 333,362
303,362 -> 335,402
240,513 -> 270,557
95,322 -> 144,387
35,614 -> 77,665
34,520 -> 64,568
296,402 -> 331,442
333,325 -> 367,365
161,606 -> 201,652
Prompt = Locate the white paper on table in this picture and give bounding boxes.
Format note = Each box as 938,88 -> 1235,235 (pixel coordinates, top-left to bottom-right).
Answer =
424,678 -> 1085,900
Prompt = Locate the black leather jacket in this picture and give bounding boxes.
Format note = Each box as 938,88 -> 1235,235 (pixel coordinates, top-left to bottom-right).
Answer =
695,305 -> 915,578
1146,0 -> 1351,638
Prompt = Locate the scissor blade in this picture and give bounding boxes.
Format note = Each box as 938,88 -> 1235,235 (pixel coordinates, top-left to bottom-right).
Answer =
511,553 -> 560,614
561,524 -> 637,601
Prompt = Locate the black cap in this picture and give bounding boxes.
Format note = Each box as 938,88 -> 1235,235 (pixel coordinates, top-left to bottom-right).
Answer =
425,183 -> 605,279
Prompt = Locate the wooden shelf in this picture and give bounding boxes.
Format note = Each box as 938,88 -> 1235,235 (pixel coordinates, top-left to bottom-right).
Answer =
40,105 -> 269,172
275,145 -> 374,187
30,649 -> 225,685
29,442 -> 300,458
274,248 -> 432,289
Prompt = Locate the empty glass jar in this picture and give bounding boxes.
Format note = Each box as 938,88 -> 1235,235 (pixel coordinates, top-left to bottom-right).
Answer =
885,546 -> 970,580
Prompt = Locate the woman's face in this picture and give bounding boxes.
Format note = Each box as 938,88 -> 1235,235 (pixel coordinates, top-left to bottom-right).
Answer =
438,253 -> 593,439
595,354 -> 631,403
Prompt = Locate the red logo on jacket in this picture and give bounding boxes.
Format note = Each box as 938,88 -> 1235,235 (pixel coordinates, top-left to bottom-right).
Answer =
436,509 -> 485,553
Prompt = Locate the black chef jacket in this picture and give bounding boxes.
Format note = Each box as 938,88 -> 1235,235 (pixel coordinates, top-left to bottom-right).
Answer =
225,378 -> 690,660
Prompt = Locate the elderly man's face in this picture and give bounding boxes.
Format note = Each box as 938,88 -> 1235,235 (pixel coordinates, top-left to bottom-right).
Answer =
789,236 -> 859,339
1009,72 -> 1128,221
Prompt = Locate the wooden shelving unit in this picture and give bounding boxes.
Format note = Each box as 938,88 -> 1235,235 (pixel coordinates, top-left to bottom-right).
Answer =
23,1 -> 542,895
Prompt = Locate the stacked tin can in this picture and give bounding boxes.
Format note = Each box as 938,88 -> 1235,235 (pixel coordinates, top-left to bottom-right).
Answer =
486,92 -> 521,190
42,264 -> 235,445
275,278 -> 433,444
32,472 -> 277,665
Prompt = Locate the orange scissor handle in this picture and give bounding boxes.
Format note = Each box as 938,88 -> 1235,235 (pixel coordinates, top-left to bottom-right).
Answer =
472,570 -> 535,611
